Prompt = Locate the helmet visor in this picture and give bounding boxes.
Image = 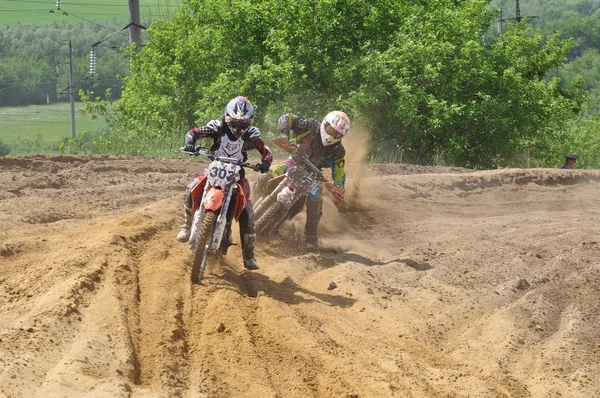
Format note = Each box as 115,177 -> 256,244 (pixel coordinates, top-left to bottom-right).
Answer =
324,123 -> 344,139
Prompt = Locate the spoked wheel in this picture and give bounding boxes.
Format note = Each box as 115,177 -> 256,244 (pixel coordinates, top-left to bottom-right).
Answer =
255,201 -> 288,235
190,212 -> 216,284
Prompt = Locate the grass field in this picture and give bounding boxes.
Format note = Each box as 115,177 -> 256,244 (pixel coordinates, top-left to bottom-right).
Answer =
0,0 -> 180,27
0,103 -> 107,155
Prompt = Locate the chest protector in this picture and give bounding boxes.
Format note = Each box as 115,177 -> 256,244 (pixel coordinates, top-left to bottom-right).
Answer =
212,133 -> 244,161
296,131 -> 343,167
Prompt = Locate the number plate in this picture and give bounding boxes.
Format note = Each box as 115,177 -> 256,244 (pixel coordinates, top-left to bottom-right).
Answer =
288,166 -> 314,191
205,160 -> 239,187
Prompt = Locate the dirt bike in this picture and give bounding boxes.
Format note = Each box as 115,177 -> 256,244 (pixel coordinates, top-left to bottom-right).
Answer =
181,147 -> 259,284
253,137 -> 344,235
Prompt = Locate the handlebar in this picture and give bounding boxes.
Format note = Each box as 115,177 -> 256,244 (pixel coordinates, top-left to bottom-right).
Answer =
300,155 -> 325,181
273,138 -> 323,180
180,147 -> 259,171
272,138 -> 345,202
272,138 -> 345,200
300,155 -> 344,202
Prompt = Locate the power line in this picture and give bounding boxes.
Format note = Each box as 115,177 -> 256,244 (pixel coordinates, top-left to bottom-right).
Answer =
2,0 -> 180,7
49,8 -> 114,29
0,9 -> 49,12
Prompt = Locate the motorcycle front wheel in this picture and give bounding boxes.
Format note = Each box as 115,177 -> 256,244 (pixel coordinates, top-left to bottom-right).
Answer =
190,211 -> 217,284
255,201 -> 288,235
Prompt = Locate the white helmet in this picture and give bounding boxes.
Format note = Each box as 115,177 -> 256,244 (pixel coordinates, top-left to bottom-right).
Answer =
320,111 -> 350,146
224,96 -> 254,137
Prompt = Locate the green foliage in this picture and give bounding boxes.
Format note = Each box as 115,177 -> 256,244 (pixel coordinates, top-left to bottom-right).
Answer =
58,128 -> 180,156
0,0 -> 179,27
537,112 -> 600,169
0,139 -> 10,156
110,0 -> 583,167
8,134 -> 63,156
0,21 -> 130,106
553,49 -> 600,114
0,103 -> 106,146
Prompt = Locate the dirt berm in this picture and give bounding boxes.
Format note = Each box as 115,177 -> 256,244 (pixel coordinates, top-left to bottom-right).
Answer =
1,151 -> 599,398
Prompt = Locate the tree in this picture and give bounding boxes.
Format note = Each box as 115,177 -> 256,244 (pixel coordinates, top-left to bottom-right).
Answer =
104,0 -> 584,167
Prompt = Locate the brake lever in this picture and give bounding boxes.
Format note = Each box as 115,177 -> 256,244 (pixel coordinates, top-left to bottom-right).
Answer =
179,146 -> 211,157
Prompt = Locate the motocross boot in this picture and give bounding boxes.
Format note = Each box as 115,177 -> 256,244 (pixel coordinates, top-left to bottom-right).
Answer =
176,206 -> 193,243
304,199 -> 322,250
239,203 -> 259,270
254,173 -> 270,199
241,233 -> 259,270
220,220 -> 234,255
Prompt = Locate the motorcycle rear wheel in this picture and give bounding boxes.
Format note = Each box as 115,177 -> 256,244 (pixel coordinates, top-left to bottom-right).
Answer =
191,211 -> 217,284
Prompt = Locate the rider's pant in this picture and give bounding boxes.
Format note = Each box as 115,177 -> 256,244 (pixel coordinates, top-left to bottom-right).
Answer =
305,182 -> 323,238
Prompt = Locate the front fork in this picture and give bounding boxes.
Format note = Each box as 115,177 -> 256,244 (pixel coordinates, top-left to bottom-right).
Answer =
254,176 -> 289,216
189,186 -> 209,249
209,184 -> 235,253
189,184 -> 235,252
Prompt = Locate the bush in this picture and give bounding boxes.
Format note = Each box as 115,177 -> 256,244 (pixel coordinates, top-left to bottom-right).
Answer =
0,139 -> 11,156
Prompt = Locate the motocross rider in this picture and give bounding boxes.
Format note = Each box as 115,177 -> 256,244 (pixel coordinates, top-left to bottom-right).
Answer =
177,96 -> 272,270
256,111 -> 349,248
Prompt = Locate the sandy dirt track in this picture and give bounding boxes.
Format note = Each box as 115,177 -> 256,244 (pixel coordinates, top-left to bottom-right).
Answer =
1,151 -> 600,398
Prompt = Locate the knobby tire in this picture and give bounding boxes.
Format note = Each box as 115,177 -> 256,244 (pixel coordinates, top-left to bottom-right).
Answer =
190,211 -> 217,284
255,201 -> 286,235
254,194 -> 275,221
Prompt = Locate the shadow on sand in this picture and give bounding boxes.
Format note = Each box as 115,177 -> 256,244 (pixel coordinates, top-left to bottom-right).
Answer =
323,251 -> 433,271
198,266 -> 356,308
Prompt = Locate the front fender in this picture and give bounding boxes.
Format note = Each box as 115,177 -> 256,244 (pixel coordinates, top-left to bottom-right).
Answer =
204,187 -> 225,212
277,186 -> 297,208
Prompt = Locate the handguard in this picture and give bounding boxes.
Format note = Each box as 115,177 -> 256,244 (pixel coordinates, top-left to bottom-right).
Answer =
273,137 -> 298,155
324,181 -> 345,202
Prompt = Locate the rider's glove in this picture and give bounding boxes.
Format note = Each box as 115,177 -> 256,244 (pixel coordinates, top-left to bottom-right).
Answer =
256,162 -> 270,173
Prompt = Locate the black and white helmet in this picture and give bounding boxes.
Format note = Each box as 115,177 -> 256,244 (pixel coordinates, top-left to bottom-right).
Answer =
224,96 -> 254,138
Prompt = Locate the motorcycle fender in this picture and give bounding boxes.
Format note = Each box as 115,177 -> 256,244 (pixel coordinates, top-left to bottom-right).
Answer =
232,183 -> 247,221
267,174 -> 286,192
204,187 -> 225,212
277,186 -> 296,208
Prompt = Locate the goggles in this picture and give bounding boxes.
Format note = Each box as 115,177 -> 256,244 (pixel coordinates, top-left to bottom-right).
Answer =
324,123 -> 344,139
226,118 -> 251,133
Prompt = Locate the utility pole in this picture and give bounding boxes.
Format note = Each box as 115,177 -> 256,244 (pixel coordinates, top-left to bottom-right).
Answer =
498,8 -> 503,34
498,0 -> 537,34
69,39 -> 76,139
128,0 -> 142,46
